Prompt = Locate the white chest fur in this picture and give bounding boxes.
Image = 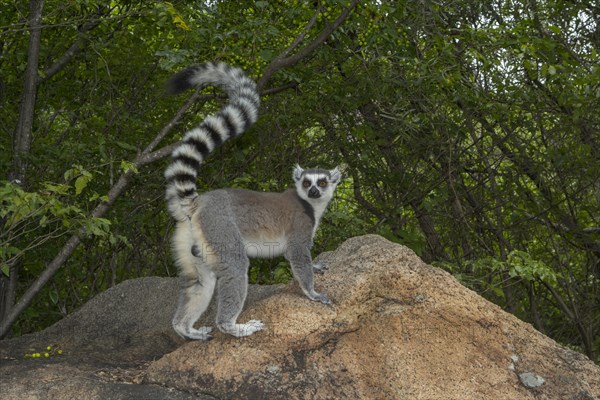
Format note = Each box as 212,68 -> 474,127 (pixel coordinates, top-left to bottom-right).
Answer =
310,200 -> 329,238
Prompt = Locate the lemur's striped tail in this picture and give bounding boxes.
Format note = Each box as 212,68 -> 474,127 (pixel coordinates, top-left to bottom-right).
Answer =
164,62 -> 260,221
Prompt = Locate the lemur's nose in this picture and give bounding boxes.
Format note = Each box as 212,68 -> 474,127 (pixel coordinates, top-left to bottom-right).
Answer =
308,187 -> 320,198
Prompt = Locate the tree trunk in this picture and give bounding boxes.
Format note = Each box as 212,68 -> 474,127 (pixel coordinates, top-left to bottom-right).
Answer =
527,281 -> 545,333
0,0 -> 44,336
11,0 -> 44,185
410,200 -> 449,262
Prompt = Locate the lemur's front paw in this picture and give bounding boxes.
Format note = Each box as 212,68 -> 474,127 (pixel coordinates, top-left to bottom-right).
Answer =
313,262 -> 329,274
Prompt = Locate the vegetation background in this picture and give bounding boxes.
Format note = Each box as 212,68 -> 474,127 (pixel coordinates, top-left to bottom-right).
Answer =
1,0 -> 598,362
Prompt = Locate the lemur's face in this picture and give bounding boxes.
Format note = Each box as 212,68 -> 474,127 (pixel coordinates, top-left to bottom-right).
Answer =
293,165 -> 341,202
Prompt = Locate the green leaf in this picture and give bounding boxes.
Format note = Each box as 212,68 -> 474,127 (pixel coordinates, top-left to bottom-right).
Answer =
74,175 -> 91,195
43,182 -> 71,195
164,2 -> 191,31
49,289 -> 59,305
259,49 -> 273,61
120,161 -> 139,174
83,217 -> 112,238
273,264 -> 292,283
506,250 -> 559,285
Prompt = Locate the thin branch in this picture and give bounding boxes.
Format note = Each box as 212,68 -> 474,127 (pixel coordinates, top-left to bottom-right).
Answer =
257,0 -> 360,90
279,8 -> 320,59
39,39 -> 84,84
138,144 -> 176,167
40,6 -> 113,84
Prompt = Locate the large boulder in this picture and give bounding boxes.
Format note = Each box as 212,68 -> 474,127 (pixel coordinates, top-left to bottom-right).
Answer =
1,235 -> 598,399
145,235 -> 599,399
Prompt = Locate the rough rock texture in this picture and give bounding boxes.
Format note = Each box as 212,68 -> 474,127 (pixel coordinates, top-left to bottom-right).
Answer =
145,235 -> 599,399
0,277 -> 207,399
1,235 -> 598,399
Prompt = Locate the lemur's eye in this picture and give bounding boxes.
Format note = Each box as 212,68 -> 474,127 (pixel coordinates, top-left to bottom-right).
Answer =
302,180 -> 311,188
318,179 -> 327,188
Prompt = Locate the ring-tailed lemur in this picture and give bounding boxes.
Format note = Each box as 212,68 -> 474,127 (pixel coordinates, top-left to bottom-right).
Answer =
164,62 -> 341,340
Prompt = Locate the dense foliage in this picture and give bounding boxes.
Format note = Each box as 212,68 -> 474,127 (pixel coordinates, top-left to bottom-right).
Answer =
1,0 -> 598,362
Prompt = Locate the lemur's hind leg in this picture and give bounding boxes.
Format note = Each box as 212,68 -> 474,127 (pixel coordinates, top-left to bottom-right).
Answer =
172,267 -> 216,340
171,223 -> 216,340
214,256 -> 264,337
198,194 -> 265,338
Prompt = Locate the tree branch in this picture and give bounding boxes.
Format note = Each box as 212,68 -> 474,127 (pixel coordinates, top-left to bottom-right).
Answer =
39,6 -> 115,84
279,8 -> 320,59
257,0 -> 360,91
40,39 -> 85,85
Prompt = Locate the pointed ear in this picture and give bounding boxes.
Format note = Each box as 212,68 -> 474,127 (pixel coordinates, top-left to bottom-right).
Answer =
293,164 -> 304,182
329,167 -> 342,184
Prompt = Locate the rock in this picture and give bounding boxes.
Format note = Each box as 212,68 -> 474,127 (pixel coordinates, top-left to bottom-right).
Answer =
509,354 -> 520,371
519,372 -> 546,388
145,235 -> 600,399
1,235 -> 599,400
0,277 -> 219,399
